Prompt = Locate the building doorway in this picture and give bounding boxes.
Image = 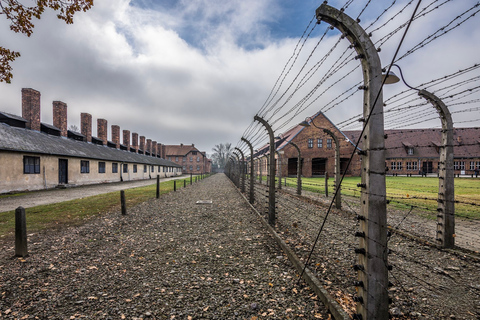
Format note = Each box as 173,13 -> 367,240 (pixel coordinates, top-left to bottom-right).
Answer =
422,161 -> 433,174
312,158 -> 326,176
59,159 -> 68,184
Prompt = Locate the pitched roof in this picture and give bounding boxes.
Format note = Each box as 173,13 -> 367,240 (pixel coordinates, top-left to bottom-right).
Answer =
164,144 -> 199,157
0,123 -> 181,167
343,128 -> 480,159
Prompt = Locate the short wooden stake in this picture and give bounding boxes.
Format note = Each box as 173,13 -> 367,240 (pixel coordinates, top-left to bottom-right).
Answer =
120,190 -> 127,215
325,172 -> 329,197
15,206 -> 28,257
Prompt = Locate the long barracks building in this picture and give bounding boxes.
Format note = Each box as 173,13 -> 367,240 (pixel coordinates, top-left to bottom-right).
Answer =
0,88 -> 182,194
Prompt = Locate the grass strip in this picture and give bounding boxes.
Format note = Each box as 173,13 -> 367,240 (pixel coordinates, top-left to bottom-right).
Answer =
0,179 -> 179,239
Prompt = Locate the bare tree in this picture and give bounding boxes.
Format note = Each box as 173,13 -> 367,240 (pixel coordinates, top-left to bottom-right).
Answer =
211,143 -> 232,169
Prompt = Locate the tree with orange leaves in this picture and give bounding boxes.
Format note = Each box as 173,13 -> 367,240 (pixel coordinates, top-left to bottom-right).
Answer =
1,0 -> 93,83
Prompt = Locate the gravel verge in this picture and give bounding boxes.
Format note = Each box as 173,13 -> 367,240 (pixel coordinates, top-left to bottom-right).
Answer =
0,174 -> 330,319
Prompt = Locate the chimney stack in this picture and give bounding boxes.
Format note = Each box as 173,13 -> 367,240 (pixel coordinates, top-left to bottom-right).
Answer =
152,140 -> 157,157
146,139 -> 152,155
157,143 -> 162,158
112,125 -> 120,148
140,136 -> 146,154
53,101 -> 67,137
132,132 -> 139,153
81,113 -> 92,142
123,130 -> 130,151
22,88 -> 41,131
97,119 -> 108,145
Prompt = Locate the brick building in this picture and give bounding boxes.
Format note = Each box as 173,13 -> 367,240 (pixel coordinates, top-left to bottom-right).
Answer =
0,88 -> 182,194
164,144 -> 211,174
253,111 -> 480,177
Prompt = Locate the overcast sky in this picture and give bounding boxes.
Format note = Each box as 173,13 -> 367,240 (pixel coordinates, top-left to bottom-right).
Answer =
1,0 -> 479,154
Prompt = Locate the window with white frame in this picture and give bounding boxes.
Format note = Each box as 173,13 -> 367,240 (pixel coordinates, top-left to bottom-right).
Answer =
326,139 -> 332,149
407,147 -> 414,155
307,139 -> 313,148
397,162 -> 403,170
454,161 -> 465,170
391,162 -> 397,170
317,138 -> 323,148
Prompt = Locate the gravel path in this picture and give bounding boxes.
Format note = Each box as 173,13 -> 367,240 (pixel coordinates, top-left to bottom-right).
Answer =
0,174 -> 330,319
0,176 -> 187,213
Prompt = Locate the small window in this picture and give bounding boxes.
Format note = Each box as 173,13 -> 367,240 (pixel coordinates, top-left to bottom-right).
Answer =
407,147 -> 414,155
183,166 -> 186,170
99,162 -> 106,173
151,165 -> 154,172
190,165 -> 193,171
81,160 -> 90,173
123,164 -> 128,173
197,165 -> 200,171
175,157 -> 179,161
133,164 -> 137,173
192,151 -> 197,155
397,162 -> 403,170
190,157 -> 193,162
158,165 -> 161,171
307,139 -> 313,148
183,157 -> 186,162
24,156 -> 40,174
391,162 -> 397,171
144,164 -> 147,173
112,163 -> 118,173
197,156 -> 200,162
317,139 -> 323,148
326,139 -> 332,149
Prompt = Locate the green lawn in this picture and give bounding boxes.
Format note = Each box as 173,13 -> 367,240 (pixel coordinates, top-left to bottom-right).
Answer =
279,176 -> 480,219
0,176 -> 207,239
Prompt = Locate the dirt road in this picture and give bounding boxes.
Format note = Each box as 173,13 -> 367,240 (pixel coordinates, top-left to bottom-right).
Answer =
0,176 -> 187,213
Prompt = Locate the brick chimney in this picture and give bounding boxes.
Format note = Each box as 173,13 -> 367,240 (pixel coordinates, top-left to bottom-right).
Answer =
81,113 -> 92,142
132,132 -> 139,153
112,125 -> 120,148
157,143 -> 162,158
161,144 -> 166,159
140,136 -> 146,154
152,140 -> 157,157
53,101 -> 67,137
22,88 -> 41,131
123,130 -> 130,151
146,139 -> 152,155
97,119 -> 108,145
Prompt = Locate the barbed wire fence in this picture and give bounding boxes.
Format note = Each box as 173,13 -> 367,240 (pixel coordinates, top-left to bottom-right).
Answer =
227,0 -> 480,319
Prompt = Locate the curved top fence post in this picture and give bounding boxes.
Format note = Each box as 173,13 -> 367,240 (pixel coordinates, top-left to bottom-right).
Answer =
234,147 -> 246,194
317,4 -> 387,319
418,89 -> 455,248
254,115 -> 276,226
289,141 -> 302,196
323,128 -> 342,209
242,137 -> 255,204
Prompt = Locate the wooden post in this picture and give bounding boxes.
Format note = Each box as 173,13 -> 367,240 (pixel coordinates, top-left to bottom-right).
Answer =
120,190 -> 127,215
15,206 -> 28,257
184,179 -> 186,188
156,175 -> 160,198
174,180 -> 177,191
325,172 -> 329,197
190,173 -> 193,185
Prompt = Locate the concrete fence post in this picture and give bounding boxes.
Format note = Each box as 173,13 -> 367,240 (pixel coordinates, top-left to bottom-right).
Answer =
317,4 -> 388,319
156,175 -> 160,199
254,115 -> 276,226
242,137 -> 255,204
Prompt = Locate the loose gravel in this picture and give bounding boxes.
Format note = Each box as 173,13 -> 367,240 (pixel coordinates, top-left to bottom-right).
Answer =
0,174 -> 330,319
